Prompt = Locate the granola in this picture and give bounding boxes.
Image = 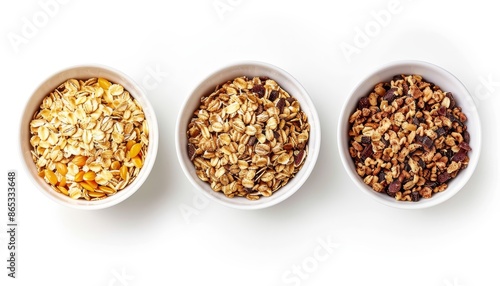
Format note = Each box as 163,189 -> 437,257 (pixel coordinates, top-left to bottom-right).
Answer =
348,74 -> 471,201
29,78 -> 149,200
187,76 -> 309,200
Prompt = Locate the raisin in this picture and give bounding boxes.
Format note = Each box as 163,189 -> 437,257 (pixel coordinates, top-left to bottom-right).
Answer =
436,127 -> 448,137
251,84 -> 265,98
446,92 -> 456,109
259,76 -> 269,82
418,158 -> 426,169
452,149 -> 468,162
361,136 -> 371,145
393,75 -> 403,81
387,180 -> 402,197
424,181 -> 438,189
417,135 -> 434,150
423,137 -> 434,150
358,97 -> 370,109
402,82 -> 409,95
411,191 -> 421,202
269,90 -> 279,102
412,117 -> 420,126
378,172 -> 386,183
458,141 -> 472,151
276,98 -> 286,113
247,136 -> 257,146
273,130 -> 280,139
438,106 -> 447,116
383,87 -> 398,102
438,172 -> 451,183
187,144 -> 196,161
256,104 -> 264,115
463,130 -> 470,143
360,144 -> 374,162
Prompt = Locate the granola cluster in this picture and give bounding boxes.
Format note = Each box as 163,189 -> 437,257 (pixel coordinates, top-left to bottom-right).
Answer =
187,76 -> 309,200
348,74 -> 471,201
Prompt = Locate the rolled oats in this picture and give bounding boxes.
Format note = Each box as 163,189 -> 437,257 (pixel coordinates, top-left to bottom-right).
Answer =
29,77 -> 149,200
187,76 -> 309,200
348,74 -> 471,201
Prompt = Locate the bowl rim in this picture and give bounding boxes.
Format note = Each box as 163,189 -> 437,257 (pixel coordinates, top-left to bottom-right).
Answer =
337,59 -> 482,209
175,60 -> 321,210
19,64 -> 159,210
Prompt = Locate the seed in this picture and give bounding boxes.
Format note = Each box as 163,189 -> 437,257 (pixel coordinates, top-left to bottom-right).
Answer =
75,171 -> 85,182
80,181 -> 95,192
45,169 -> 58,185
38,170 -> 45,178
132,156 -> 143,168
56,163 -> 68,176
120,166 -> 128,180
72,155 -> 87,167
129,143 -> 142,158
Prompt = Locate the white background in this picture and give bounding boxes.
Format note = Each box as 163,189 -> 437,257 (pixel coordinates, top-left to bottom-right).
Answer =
1,0 -> 499,285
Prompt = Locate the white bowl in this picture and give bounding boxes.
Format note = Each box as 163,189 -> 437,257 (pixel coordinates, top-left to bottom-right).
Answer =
337,60 -> 481,209
19,65 -> 159,210
175,61 -> 321,210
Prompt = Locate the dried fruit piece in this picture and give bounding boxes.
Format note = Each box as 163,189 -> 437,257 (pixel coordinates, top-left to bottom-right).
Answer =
458,141 -> 472,151
383,88 -> 398,102
269,90 -> 279,101
360,144 -> 374,162
358,97 -> 370,109
251,84 -> 265,97
387,180 -> 401,197
438,172 -> 451,183
187,144 -> 196,161
452,149 -> 468,162
411,191 -> 420,202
